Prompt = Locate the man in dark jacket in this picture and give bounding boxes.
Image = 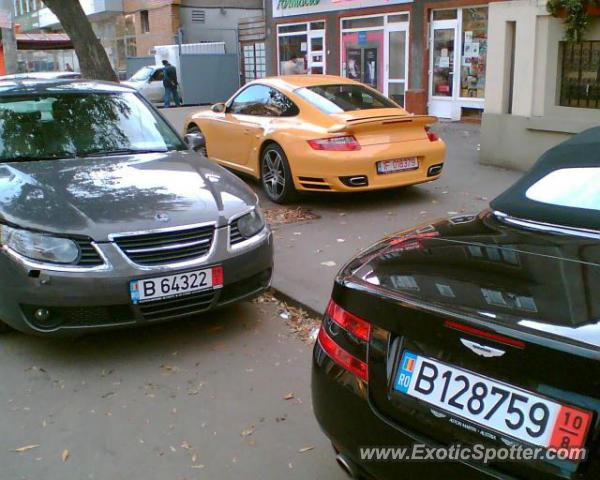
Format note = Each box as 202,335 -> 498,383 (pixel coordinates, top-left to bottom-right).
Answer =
162,60 -> 181,107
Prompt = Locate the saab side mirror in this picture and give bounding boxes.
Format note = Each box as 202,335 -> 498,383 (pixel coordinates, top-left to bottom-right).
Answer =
184,133 -> 206,152
211,102 -> 226,113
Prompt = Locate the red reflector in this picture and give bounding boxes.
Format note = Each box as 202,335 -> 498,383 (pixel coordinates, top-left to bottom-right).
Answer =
307,135 -> 361,151
326,300 -> 371,341
318,327 -> 368,381
427,131 -> 440,142
211,265 -> 223,288
444,320 -> 525,349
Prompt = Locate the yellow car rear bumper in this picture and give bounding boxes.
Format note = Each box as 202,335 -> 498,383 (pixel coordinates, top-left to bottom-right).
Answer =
291,139 -> 446,192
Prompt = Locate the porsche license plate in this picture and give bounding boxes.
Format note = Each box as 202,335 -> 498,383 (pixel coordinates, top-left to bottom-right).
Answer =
130,266 -> 223,304
394,351 -> 592,451
377,157 -> 418,174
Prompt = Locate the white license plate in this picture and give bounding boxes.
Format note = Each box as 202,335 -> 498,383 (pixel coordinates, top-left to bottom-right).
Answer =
130,266 -> 223,304
377,157 -> 418,174
394,352 -> 592,450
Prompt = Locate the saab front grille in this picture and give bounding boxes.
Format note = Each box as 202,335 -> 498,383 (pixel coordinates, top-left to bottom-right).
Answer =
75,239 -> 104,267
229,221 -> 245,246
138,290 -> 216,321
114,225 -> 215,266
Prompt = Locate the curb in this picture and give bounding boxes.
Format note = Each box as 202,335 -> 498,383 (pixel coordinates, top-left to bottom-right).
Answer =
267,287 -> 324,320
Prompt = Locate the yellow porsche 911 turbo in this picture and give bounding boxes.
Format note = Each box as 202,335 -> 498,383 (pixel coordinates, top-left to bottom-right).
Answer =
184,75 -> 446,203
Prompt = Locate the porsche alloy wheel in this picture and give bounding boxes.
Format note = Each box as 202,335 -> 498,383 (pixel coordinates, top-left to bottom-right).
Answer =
261,144 -> 296,203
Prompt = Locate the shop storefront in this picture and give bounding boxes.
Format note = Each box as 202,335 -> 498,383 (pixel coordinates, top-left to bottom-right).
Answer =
268,0 -> 493,116
429,6 -> 489,120
340,12 -> 409,105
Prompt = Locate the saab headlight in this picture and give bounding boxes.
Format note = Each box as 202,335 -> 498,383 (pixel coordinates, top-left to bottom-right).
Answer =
0,224 -> 79,264
236,209 -> 265,239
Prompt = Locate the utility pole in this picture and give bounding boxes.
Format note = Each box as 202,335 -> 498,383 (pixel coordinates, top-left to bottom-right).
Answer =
0,0 -> 17,74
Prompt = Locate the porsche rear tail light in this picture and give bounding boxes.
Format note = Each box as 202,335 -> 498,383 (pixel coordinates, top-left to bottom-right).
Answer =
307,135 -> 361,151
318,300 -> 370,382
326,300 -> 371,341
318,327 -> 369,381
427,131 -> 440,142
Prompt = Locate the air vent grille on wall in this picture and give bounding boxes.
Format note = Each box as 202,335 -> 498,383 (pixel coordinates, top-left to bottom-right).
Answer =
191,9 -> 206,23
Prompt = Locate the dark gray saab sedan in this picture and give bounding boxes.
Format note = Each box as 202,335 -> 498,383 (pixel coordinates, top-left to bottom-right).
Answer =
0,80 -> 273,335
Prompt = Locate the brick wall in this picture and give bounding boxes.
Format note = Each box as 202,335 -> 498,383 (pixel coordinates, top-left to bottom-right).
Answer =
125,1 -> 181,56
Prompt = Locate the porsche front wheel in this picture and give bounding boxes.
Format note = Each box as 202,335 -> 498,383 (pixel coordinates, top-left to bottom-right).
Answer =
260,144 -> 296,204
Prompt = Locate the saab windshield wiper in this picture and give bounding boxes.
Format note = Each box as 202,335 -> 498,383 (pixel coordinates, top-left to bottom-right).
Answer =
77,148 -> 169,158
0,152 -> 77,162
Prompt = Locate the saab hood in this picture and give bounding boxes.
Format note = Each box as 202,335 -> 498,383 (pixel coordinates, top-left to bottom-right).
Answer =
0,150 -> 257,241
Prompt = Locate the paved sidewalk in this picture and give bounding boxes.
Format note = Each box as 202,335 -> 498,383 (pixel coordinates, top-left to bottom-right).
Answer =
160,108 -> 523,314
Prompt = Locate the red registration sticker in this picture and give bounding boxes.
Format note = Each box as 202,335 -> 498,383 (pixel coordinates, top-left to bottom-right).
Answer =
549,405 -> 593,455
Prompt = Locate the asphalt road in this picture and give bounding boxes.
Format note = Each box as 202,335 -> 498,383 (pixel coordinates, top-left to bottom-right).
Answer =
0,301 -> 346,480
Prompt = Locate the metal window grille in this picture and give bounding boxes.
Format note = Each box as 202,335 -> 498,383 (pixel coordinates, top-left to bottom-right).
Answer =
559,41 -> 600,109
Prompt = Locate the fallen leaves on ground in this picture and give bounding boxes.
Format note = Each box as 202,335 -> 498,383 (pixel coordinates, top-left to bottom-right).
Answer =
11,445 -> 40,453
61,449 -> 70,462
253,290 -> 321,343
264,207 -> 320,226
320,261 -> 337,267
241,425 -> 256,437
283,392 -> 295,400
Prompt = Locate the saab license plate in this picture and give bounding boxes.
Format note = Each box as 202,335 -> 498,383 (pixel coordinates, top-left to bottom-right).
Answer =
377,157 -> 418,174
394,351 -> 592,451
130,266 -> 223,304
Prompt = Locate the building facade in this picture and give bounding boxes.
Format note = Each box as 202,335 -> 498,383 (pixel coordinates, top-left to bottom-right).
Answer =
11,0 -> 263,78
481,0 -> 600,170
266,0 -> 501,117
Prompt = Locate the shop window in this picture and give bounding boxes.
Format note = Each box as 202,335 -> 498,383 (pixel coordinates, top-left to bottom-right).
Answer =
342,16 -> 384,29
279,35 -> 308,74
242,43 -> 266,83
432,28 -> 455,97
278,23 -> 307,34
559,41 -> 600,109
141,10 -> 150,33
341,31 -> 384,90
388,14 -> 409,24
460,7 -> 488,99
433,9 -> 457,21
278,22 -> 325,75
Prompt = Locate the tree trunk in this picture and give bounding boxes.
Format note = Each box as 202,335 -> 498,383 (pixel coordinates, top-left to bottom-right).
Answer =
42,0 -> 118,82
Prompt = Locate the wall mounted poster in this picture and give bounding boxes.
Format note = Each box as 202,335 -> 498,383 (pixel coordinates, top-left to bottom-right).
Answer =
464,42 -> 480,59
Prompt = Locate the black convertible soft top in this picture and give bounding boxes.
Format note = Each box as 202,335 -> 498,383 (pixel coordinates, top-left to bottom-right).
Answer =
490,126 -> 600,231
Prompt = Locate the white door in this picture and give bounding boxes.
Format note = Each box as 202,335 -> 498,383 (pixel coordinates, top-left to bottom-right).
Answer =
385,23 -> 409,107
308,31 -> 326,74
429,20 -> 458,119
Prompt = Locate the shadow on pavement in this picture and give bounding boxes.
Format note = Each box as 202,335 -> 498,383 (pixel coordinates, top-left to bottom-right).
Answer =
3,302 -> 262,366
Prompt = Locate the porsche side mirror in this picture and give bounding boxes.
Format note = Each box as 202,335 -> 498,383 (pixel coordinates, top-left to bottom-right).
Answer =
184,132 -> 205,152
211,102 -> 226,113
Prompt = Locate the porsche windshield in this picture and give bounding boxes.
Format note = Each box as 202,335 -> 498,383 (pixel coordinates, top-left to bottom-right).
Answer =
0,92 -> 185,162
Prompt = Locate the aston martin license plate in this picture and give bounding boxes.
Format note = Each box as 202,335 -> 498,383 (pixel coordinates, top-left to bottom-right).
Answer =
394,351 -> 592,451
130,266 -> 223,304
376,157 -> 418,174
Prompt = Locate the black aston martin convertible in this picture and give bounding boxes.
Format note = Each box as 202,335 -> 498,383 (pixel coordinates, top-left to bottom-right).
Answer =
312,127 -> 600,479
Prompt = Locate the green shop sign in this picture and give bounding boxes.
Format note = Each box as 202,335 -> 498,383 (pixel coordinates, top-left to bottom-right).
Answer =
278,0 -> 321,7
